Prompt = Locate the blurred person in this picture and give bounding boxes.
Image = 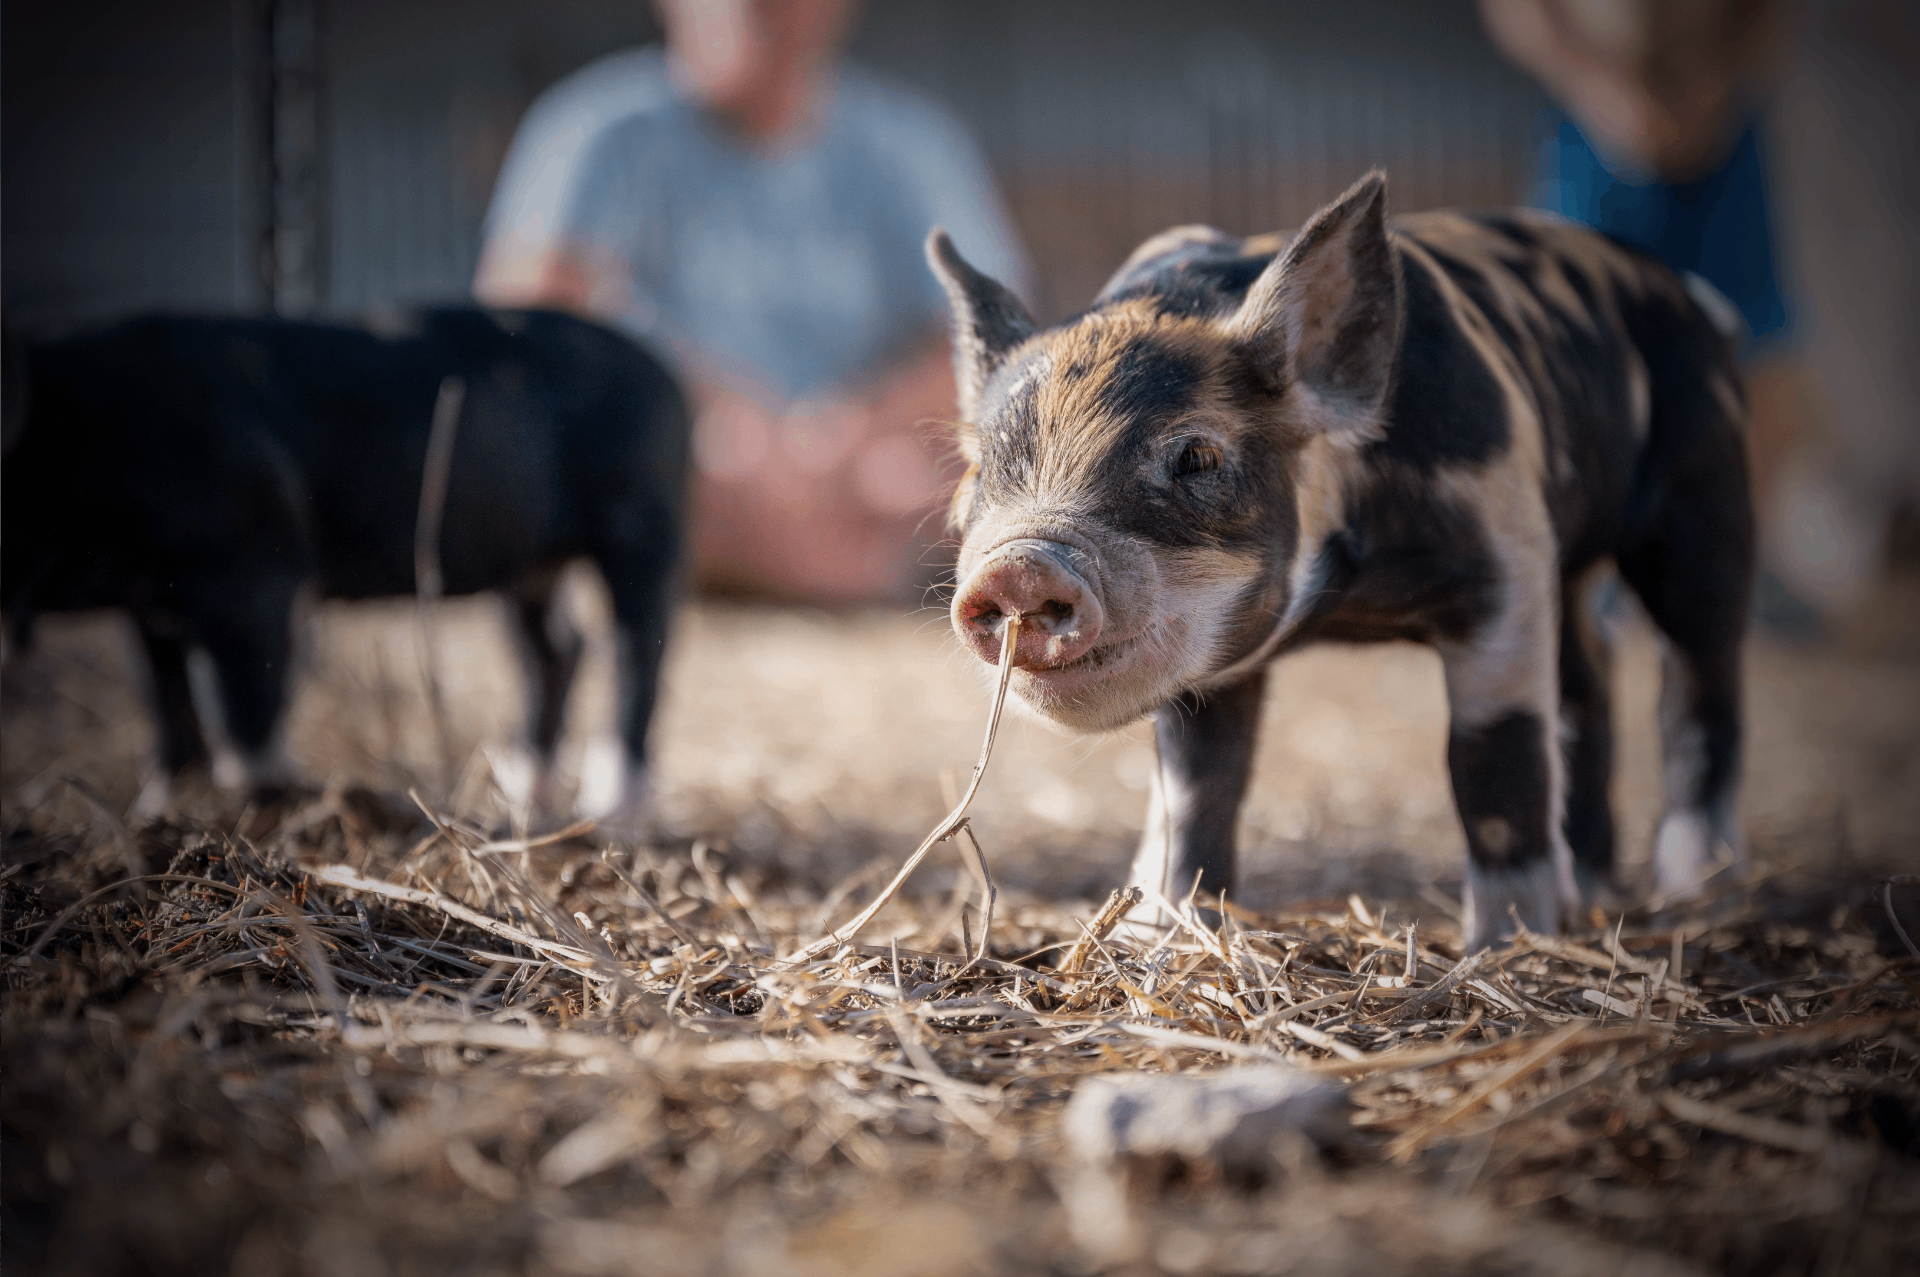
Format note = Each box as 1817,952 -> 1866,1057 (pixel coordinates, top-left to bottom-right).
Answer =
475,0 -> 1028,603
1480,0 -> 1920,632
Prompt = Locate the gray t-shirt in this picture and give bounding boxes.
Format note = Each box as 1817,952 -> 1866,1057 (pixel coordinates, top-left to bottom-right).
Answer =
484,46 -> 1029,400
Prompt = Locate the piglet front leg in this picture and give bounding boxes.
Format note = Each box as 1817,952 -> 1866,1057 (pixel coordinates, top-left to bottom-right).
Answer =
1128,668 -> 1267,918
1439,592 -> 1579,951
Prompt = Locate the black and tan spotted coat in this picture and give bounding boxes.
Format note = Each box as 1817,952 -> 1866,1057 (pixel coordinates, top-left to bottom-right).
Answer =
929,172 -> 1752,950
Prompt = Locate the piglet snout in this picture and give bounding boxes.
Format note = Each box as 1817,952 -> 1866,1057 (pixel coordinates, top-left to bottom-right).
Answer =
953,539 -> 1104,669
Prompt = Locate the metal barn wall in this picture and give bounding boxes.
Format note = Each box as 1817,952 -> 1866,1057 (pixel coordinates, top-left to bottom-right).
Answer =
4,1 -> 1545,331
2,0 -> 655,329
855,1 -> 1547,319
3,0 -> 270,328
319,0 -> 654,317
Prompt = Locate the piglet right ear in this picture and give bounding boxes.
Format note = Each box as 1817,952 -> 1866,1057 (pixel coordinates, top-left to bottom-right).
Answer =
926,228 -> 1037,422
1228,171 -> 1402,442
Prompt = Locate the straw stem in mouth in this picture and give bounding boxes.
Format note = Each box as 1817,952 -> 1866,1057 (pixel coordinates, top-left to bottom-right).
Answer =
780,611 -> 1023,968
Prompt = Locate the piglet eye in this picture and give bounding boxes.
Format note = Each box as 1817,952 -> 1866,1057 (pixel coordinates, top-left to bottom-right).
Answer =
1174,441 -> 1223,476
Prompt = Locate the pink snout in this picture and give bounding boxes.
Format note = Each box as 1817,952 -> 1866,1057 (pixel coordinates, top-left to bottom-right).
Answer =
952,539 -> 1104,669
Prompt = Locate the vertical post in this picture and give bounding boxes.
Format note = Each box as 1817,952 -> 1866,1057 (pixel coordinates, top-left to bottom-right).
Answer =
266,0 -> 324,316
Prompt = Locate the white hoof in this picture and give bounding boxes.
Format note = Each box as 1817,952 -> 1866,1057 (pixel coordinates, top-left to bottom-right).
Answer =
1462,858 -> 1562,952
584,759 -> 657,846
215,743 -> 298,794
133,773 -> 172,819
487,743 -> 566,820
488,744 -> 538,810
1652,809 -> 1740,901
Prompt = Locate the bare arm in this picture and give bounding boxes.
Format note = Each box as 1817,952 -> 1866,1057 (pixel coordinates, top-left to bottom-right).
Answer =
473,236 -> 628,318
858,334 -> 959,440
1478,0 -> 1782,179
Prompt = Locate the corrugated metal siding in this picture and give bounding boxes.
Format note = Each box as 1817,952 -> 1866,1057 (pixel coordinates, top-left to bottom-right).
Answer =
5,1 -> 1543,329
2,0 -> 269,328
853,0 -> 1547,318
320,0 -> 655,314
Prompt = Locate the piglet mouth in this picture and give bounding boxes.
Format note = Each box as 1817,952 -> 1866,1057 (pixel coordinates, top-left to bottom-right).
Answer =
1033,631 -> 1143,676
1006,628 -> 1153,718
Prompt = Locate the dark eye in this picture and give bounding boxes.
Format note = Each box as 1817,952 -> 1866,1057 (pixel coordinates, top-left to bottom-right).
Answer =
1173,441 -> 1223,476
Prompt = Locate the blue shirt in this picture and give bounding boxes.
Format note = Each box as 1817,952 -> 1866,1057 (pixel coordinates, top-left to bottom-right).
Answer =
483,46 -> 1029,400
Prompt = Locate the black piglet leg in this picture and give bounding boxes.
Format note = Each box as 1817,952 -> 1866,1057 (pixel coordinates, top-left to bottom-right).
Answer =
190,572 -> 302,794
504,567 -> 584,816
135,613 -> 211,777
1446,708 -> 1564,949
1558,571 -> 1618,897
1129,667 -> 1267,916
591,538 -> 680,842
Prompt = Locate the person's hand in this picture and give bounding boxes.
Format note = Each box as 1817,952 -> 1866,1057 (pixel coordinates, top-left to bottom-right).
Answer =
473,239 -> 630,318
689,343 -> 959,601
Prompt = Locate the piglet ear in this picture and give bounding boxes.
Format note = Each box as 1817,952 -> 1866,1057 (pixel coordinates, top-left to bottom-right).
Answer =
1227,171 -> 1402,441
926,228 -> 1037,422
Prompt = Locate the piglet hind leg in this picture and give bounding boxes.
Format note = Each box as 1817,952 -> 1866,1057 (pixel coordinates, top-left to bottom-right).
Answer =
189,574 -> 304,800
1639,631 -> 1747,902
1616,331 -> 1753,902
1558,569 -> 1623,907
132,612 -> 212,815
1615,421 -> 1752,903
567,641 -> 659,846
582,543 -> 678,847
1127,669 -> 1267,923
500,567 -> 585,822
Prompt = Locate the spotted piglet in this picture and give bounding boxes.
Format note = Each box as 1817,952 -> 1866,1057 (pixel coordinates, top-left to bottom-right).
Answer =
929,172 -> 1752,950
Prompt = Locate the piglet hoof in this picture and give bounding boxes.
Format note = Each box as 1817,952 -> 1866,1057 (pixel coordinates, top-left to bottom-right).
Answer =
586,764 -> 659,848
1651,810 -> 1745,904
486,744 -> 566,826
1647,813 -> 1748,936
216,744 -> 300,799
1113,887 -> 1172,943
594,807 -> 658,848
1115,880 -> 1224,944
486,743 -> 538,812
1572,864 -> 1628,925
133,773 -> 173,820
1461,858 -> 1564,953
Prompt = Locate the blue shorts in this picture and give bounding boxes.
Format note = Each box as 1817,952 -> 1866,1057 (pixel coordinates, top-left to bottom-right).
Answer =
1530,112 -> 1793,356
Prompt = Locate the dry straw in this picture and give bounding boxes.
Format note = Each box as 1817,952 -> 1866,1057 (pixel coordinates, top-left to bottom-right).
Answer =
4,629 -> 1918,1269
780,611 -> 1022,968
412,374 -> 467,798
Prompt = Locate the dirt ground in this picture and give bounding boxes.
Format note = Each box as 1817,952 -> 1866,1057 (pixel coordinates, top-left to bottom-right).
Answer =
9,564 -> 1919,905
4,570 -> 1919,1277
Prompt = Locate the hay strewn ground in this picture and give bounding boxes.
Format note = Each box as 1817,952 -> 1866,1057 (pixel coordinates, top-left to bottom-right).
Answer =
5,592 -> 1920,1276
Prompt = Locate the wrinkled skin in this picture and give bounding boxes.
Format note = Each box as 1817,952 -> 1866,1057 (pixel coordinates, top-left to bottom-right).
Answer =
929,173 -> 1753,951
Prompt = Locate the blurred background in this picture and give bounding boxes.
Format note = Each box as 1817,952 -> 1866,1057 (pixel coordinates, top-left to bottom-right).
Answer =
5,0 -> 1917,909
5,0 -> 1548,329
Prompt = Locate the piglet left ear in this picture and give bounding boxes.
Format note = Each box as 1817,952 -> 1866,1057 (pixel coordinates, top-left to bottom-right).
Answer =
1228,171 -> 1402,441
927,228 -> 1037,423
